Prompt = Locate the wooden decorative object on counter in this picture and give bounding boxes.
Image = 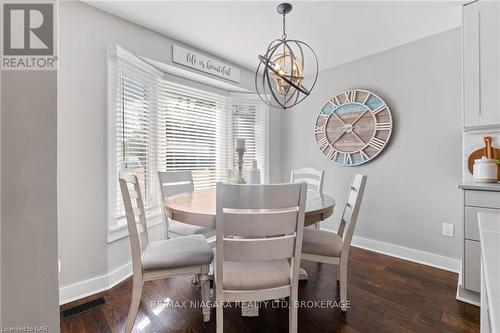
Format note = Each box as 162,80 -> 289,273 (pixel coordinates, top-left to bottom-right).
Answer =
467,136 -> 500,180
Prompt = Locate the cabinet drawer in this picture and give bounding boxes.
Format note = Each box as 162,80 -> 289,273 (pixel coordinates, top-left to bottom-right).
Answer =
465,191 -> 500,209
464,206 -> 499,241
465,240 -> 481,292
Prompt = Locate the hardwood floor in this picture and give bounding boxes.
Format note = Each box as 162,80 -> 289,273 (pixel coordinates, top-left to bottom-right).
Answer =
60,247 -> 480,333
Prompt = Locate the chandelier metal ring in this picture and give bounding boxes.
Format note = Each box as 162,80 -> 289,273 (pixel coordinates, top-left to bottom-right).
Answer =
255,3 -> 319,110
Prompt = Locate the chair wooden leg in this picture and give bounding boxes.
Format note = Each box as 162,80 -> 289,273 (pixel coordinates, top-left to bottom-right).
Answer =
289,289 -> 298,333
124,276 -> 143,333
339,262 -> 347,312
200,269 -> 211,322
336,265 -> 340,283
216,302 -> 223,333
215,266 -> 223,333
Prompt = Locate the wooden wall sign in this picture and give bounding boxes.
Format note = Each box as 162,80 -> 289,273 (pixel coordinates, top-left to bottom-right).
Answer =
172,45 -> 240,83
314,89 -> 393,166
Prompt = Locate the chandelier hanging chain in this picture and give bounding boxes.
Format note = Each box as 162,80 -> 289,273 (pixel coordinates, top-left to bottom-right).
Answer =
282,13 -> 287,40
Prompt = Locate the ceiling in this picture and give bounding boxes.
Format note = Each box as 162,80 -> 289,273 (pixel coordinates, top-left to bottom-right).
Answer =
86,1 -> 463,74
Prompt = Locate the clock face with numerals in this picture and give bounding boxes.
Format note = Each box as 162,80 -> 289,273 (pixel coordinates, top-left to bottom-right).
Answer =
314,89 -> 393,166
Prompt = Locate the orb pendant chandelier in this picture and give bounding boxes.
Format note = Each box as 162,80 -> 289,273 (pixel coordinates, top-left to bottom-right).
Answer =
255,3 -> 318,110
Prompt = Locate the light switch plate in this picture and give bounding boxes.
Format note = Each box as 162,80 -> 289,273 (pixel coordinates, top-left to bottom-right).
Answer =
442,223 -> 454,238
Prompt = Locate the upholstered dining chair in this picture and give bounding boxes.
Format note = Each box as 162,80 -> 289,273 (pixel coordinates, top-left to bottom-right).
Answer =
158,171 -> 215,239
290,167 -> 325,230
301,173 -> 367,311
119,173 -> 213,333
215,182 -> 308,333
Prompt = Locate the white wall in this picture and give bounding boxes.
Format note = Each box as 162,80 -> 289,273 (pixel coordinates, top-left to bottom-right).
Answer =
1,70 -> 59,331
58,2 -> 282,300
283,28 -> 463,263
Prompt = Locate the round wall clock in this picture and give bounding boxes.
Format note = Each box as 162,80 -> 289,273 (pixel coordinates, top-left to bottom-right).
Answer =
314,89 -> 393,166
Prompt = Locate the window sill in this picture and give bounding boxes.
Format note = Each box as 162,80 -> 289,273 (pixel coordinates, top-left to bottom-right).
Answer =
107,208 -> 163,243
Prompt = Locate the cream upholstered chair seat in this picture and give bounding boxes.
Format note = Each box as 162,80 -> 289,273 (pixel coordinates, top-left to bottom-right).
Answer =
168,222 -> 215,238
142,235 -> 213,271
302,228 -> 343,257
216,258 -> 291,291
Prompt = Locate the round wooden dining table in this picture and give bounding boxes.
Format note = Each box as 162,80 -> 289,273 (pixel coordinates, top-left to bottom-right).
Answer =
164,188 -> 336,229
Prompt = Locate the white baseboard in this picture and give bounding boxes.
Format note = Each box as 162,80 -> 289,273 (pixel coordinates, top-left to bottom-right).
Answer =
59,262 -> 132,305
351,235 -> 461,273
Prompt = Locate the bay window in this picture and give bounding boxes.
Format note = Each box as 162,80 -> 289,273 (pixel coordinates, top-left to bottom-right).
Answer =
107,46 -> 268,237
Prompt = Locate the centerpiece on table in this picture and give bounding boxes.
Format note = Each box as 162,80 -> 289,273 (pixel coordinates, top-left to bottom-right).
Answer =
229,138 -> 262,184
231,138 -> 247,184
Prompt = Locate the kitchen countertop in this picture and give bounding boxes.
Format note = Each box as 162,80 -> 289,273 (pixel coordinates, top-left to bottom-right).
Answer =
458,180 -> 500,191
478,212 -> 500,333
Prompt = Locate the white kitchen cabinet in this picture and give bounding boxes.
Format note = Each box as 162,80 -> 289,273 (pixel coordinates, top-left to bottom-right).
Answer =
463,1 -> 500,129
464,189 -> 500,293
457,182 -> 500,304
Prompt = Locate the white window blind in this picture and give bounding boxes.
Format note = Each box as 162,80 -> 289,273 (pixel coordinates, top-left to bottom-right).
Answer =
157,82 -> 228,189
109,46 -> 268,230
112,53 -> 160,220
228,101 -> 267,184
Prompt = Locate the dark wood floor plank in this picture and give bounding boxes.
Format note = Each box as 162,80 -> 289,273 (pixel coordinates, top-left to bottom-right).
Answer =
79,308 -> 112,333
60,315 -> 86,333
60,247 -> 480,333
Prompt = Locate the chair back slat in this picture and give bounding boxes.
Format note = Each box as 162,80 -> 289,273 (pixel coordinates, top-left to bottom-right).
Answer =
290,167 -> 325,194
292,176 -> 320,192
120,173 -> 138,184
216,182 -> 307,290
220,183 -> 303,209
132,206 -> 144,218
128,189 -> 139,199
338,174 -> 367,249
223,210 -> 298,237
136,223 -> 146,234
158,171 -> 194,198
346,189 -> 357,208
342,206 -> 353,225
223,235 -> 296,262
161,181 -> 193,197
351,173 -> 364,190
119,174 -> 150,276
